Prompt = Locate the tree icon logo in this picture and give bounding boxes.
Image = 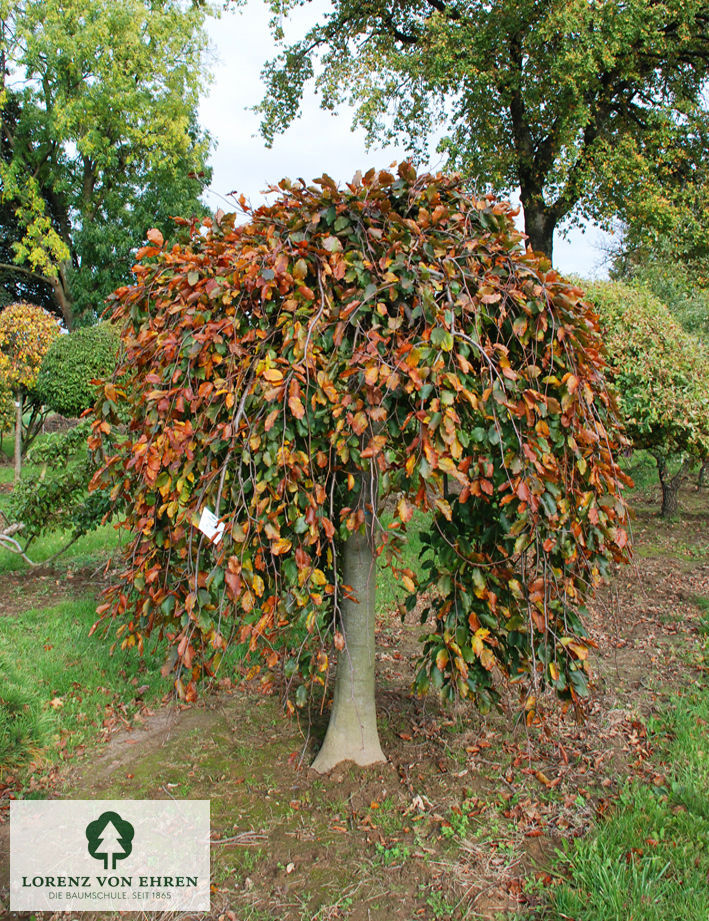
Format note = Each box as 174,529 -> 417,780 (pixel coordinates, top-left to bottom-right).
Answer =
85,811 -> 134,870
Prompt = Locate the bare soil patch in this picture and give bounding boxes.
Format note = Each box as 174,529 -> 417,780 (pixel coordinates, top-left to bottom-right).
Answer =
0,564 -> 110,618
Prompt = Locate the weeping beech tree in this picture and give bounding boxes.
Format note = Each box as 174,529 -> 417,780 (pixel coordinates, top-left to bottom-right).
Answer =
89,165 -> 631,772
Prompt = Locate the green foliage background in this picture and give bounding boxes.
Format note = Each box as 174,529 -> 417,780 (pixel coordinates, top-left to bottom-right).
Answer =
35,323 -> 119,418
0,0 -> 212,326
585,280 -> 709,462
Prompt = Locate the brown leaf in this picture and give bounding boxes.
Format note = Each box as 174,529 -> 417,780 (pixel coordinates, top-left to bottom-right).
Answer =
288,394 -> 305,419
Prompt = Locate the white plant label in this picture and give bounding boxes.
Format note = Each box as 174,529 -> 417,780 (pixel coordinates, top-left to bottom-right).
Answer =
197,506 -> 225,544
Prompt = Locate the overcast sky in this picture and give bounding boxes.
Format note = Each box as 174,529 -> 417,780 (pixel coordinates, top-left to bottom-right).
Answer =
198,3 -> 613,280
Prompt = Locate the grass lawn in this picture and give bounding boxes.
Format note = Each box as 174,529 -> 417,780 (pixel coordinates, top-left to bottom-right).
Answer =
538,661 -> 708,920
0,506 -> 429,777
0,598 -> 171,773
531,597 -> 709,921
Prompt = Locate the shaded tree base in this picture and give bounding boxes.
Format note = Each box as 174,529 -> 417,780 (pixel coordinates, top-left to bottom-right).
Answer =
311,719 -> 386,774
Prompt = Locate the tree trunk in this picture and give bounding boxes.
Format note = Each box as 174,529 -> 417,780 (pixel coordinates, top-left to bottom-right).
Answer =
656,454 -> 688,518
698,457 -> 708,488
311,478 -> 385,773
14,391 -> 22,483
522,200 -> 557,261
53,265 -> 74,330
22,401 -> 47,454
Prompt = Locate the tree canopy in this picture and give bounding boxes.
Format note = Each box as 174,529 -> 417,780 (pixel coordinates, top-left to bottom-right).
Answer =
256,0 -> 709,259
90,166 -> 631,769
585,280 -> 709,515
0,300 -> 60,477
0,0 -> 212,328
35,322 -> 119,418
609,189 -> 709,340
0,301 -> 60,393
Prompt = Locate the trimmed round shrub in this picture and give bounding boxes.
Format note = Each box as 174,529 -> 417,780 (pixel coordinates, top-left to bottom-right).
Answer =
35,323 -> 119,417
585,281 -> 709,459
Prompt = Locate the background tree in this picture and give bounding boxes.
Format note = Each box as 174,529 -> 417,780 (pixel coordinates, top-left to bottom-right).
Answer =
585,280 -> 709,516
90,167 -> 631,772
255,0 -> 709,260
0,202 -> 56,312
0,0 -> 212,328
608,181 -> 709,339
1,419 -> 112,564
0,301 -> 60,480
35,323 -> 119,418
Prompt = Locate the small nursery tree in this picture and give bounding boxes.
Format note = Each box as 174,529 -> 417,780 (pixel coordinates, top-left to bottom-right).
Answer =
1,421 -> 112,564
90,167 -> 631,771
35,323 -> 119,418
0,321 -> 117,562
586,281 -> 709,517
0,302 -> 60,480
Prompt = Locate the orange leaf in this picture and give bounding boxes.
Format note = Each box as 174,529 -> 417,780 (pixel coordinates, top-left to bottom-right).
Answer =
288,394 -> 305,419
479,647 -> 495,670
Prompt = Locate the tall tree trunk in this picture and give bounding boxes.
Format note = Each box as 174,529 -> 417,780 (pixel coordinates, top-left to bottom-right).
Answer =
522,199 -> 557,261
311,474 -> 385,773
655,454 -> 688,518
13,390 -> 22,483
53,263 -> 74,330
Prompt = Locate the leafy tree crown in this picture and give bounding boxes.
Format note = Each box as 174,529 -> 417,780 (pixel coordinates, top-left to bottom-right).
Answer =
256,0 -> 709,245
90,166 -> 631,713
585,280 -> 709,460
1,0 -> 212,325
0,301 -> 61,392
35,323 -> 119,418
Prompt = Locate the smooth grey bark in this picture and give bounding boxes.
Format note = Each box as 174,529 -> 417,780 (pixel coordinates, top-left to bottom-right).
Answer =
13,390 -> 22,483
311,475 -> 385,773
